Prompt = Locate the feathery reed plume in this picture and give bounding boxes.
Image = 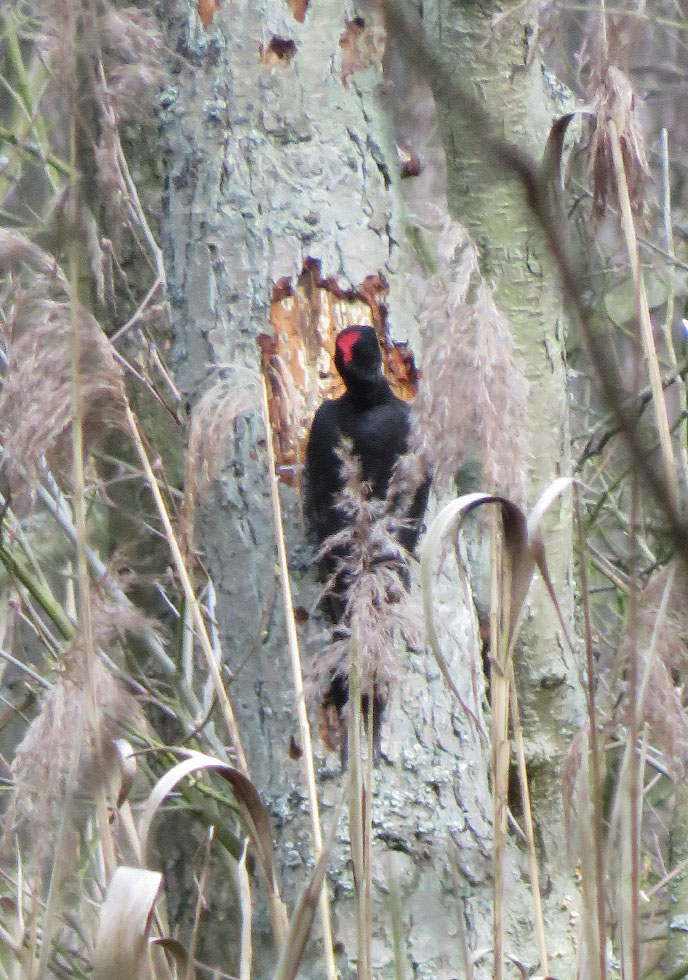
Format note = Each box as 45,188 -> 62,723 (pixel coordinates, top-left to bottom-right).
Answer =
564,562 -> 688,854
0,231 -> 125,501
181,373 -> 257,556
412,214 -> 529,501
614,564 -> 688,778
98,7 -> 164,118
311,441 -> 421,704
36,1 -> 163,122
5,598 -> 147,850
35,1 -> 163,240
586,64 -> 651,222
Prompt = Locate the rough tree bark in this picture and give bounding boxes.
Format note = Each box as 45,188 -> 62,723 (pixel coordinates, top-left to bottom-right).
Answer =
417,0 -> 584,968
156,0 -> 580,977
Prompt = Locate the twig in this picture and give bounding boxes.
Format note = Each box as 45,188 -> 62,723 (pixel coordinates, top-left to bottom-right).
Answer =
574,485 -> 608,980
125,399 -> 249,775
109,275 -> 163,344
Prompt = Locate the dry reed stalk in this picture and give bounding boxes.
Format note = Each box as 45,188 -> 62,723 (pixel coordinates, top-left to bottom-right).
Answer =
260,379 -> 336,980
608,120 -> 679,508
508,679 -> 549,975
186,828 -> 213,980
348,626 -> 371,980
490,517 -> 508,980
124,401 -> 249,776
35,698 -> 87,980
574,484 -> 608,980
236,841 -> 253,980
68,234 -> 117,882
626,465 -> 641,980
364,709 -> 374,980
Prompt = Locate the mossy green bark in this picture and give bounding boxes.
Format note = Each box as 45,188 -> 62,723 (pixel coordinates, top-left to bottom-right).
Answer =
422,0 -> 583,972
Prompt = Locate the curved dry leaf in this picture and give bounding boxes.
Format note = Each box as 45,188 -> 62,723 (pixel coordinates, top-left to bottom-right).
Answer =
421,479 -> 577,700
526,476 -> 575,551
221,766 -> 277,891
540,109 -> 593,232
138,750 -> 277,891
421,492 -> 529,642
526,477 -> 576,655
152,937 -> 194,979
93,867 -> 162,980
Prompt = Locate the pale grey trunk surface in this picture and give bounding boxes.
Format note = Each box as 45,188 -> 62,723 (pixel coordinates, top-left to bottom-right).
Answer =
157,0 -> 578,977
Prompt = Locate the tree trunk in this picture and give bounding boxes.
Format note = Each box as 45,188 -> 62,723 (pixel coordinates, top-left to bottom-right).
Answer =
418,0 -> 584,971
157,0 -> 580,976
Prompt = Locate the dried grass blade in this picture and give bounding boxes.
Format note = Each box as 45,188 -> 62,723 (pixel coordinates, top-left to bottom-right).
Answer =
151,938 -> 190,979
92,867 -> 163,980
125,401 -> 248,773
138,751 -> 272,886
523,476 -> 576,657
138,749 -> 287,948
490,516 -> 509,980
575,733 -> 604,980
348,624 -> 369,980
609,120 -> 679,507
422,481 -> 577,980
236,841 -> 253,980
420,492 -> 531,687
509,681 -> 548,975
185,829 -> 212,980
574,485 -> 607,980
260,378 -> 336,980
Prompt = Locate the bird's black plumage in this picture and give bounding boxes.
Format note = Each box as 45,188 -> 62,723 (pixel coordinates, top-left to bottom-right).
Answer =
304,325 -> 430,758
305,326 -> 428,554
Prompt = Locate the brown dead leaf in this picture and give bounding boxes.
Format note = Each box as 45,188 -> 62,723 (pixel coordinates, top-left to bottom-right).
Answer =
398,146 -> 422,178
198,0 -> 220,28
339,14 -> 386,87
287,0 -> 309,22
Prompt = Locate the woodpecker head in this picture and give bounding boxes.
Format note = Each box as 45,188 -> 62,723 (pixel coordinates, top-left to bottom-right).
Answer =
334,326 -> 383,391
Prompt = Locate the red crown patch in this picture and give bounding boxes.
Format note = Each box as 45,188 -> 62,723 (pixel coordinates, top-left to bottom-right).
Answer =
336,328 -> 361,364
